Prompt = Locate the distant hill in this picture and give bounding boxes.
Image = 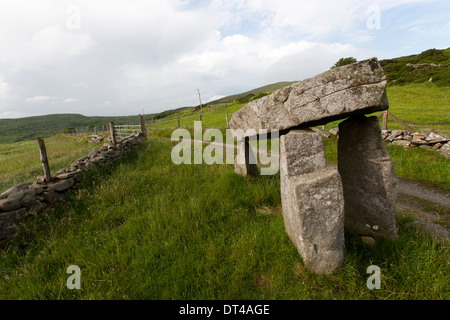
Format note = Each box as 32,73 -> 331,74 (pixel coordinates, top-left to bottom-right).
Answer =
0,82 -> 296,144
379,47 -> 450,86
208,81 -> 297,105
0,109 -> 188,144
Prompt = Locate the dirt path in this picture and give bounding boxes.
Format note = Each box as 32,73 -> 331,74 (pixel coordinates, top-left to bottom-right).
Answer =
398,178 -> 450,208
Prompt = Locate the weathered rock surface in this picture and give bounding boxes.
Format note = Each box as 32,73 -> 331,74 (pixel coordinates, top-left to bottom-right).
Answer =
229,58 -> 388,133
338,116 -> 398,240
47,178 -> 75,192
280,130 -> 327,178
280,131 -> 345,274
380,128 -> 450,157
440,142 -> 450,158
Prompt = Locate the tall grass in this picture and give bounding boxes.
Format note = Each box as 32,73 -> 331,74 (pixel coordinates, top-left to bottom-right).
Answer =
0,139 -> 448,300
145,83 -> 450,135
0,134 -> 102,193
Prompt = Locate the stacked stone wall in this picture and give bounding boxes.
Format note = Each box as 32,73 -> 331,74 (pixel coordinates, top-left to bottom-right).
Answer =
0,133 -> 145,242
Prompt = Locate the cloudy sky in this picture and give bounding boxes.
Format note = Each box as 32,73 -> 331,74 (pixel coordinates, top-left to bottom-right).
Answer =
0,0 -> 448,118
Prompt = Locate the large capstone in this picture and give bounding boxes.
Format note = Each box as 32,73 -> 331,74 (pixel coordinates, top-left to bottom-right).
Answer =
338,115 -> 398,240
229,58 -> 388,133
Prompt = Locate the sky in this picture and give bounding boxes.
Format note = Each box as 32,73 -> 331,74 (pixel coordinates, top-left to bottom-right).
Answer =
0,0 -> 448,118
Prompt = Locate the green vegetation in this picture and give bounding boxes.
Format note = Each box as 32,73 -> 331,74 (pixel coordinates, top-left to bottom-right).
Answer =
331,57 -> 357,69
0,139 -> 448,299
0,47 -> 448,300
208,81 -> 296,105
0,110 -> 186,144
386,144 -> 450,193
0,135 -> 102,193
384,82 -> 450,133
380,47 -> 450,87
322,135 -> 450,194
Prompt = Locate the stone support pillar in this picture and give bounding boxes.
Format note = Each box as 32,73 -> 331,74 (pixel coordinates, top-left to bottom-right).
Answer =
338,116 -> 398,240
280,130 -> 345,274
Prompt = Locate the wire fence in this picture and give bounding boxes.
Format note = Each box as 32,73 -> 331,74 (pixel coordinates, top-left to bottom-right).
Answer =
114,125 -> 142,141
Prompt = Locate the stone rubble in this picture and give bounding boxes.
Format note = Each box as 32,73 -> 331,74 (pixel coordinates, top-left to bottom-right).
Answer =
380,129 -> 450,158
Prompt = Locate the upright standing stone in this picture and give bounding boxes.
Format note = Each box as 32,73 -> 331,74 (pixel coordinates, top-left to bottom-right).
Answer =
338,115 -> 398,240
234,137 -> 258,177
280,130 -> 345,274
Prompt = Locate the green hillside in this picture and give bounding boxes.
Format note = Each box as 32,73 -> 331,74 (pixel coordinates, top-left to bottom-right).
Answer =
208,81 -> 297,105
0,109 -> 188,144
380,47 -> 450,86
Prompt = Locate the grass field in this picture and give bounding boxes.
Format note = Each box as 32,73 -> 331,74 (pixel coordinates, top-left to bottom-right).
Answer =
0,135 -> 102,194
145,82 -> 450,135
0,139 -> 448,299
0,79 -> 449,300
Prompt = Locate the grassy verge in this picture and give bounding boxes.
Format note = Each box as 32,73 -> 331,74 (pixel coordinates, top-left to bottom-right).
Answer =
322,135 -> 449,193
0,134 -> 102,193
0,139 -> 448,299
145,83 -> 450,135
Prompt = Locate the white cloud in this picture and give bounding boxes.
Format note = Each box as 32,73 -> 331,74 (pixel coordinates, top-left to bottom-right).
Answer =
0,111 -> 26,119
26,96 -> 58,103
97,101 -> 111,106
0,76 -> 8,100
0,0 -> 447,118
64,98 -> 79,103
0,25 -> 93,72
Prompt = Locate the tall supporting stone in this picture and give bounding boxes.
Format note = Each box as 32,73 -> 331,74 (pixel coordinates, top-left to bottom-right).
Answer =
280,130 -> 345,274
234,137 -> 258,177
338,115 -> 398,240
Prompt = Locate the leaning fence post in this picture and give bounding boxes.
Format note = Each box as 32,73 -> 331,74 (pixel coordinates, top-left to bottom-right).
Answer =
139,114 -> 148,139
382,110 -> 388,130
37,138 -> 52,183
109,121 -> 117,144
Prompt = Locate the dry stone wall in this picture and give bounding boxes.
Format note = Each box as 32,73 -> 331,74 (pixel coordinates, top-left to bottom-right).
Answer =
381,129 -> 450,157
328,127 -> 450,157
0,132 -> 145,242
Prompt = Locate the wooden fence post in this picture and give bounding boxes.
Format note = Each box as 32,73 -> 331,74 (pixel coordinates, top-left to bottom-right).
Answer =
200,114 -> 203,130
382,110 -> 388,130
109,121 -> 117,144
139,114 -> 148,139
177,117 -> 180,128
37,138 -> 52,183
155,119 -> 158,131
226,113 -> 229,128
